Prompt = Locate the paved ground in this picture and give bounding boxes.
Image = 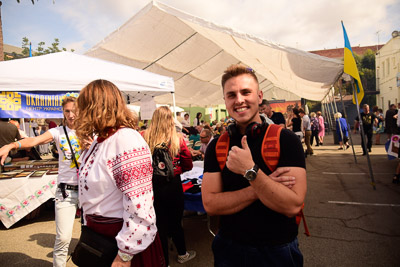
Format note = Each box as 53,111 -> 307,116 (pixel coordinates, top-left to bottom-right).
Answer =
1,132 -> 399,267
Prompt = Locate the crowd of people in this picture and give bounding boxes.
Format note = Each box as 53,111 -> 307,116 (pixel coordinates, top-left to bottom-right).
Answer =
0,63 -> 399,266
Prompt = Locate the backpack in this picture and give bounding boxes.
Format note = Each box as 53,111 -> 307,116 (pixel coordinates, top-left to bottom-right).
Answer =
216,124 -> 310,236
311,117 -> 319,132
152,143 -> 174,182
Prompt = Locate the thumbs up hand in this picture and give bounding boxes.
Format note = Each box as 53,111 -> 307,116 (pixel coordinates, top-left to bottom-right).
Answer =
226,135 -> 255,176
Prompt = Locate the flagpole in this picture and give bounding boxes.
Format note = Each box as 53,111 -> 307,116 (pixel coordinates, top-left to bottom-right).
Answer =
352,79 -> 376,190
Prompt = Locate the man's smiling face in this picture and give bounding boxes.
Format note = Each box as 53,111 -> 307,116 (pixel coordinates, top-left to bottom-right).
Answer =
223,74 -> 263,133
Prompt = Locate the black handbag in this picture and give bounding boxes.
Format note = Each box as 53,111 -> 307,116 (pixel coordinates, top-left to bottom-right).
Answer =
71,225 -> 118,267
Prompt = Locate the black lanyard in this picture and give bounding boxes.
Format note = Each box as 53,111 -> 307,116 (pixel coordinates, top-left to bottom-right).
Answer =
63,125 -> 79,170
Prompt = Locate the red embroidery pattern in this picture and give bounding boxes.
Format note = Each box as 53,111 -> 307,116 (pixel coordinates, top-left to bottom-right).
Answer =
108,147 -> 153,198
79,144 -> 99,193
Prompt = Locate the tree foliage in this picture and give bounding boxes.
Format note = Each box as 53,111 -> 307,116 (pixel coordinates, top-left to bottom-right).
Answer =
16,36 -> 74,59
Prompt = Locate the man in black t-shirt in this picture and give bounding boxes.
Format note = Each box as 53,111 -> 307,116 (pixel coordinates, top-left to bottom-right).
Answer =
259,99 -> 286,127
354,104 -> 378,155
385,104 -> 399,138
202,65 -> 307,266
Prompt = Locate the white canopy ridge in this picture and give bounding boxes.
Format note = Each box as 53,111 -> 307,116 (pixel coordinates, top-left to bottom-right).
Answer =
86,1 -> 343,105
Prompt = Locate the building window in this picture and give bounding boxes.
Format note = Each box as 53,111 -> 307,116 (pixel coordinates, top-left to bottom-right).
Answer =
382,62 -> 385,78
387,58 -> 390,75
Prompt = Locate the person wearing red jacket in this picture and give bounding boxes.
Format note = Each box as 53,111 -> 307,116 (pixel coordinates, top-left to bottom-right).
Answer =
143,106 -> 196,265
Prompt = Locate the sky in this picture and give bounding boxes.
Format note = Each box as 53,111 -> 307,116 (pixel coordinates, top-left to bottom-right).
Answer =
2,0 -> 400,54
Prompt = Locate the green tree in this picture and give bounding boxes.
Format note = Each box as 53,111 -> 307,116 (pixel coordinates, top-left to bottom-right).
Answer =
37,41 -> 45,55
359,49 -> 376,92
21,36 -> 30,56
19,36 -> 72,57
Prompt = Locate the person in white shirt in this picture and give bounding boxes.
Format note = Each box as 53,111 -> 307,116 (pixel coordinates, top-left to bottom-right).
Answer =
181,113 -> 190,127
75,79 -> 163,266
299,108 -> 313,155
0,95 -> 84,267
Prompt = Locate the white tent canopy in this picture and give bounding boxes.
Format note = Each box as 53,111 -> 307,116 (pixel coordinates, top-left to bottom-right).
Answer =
0,52 -> 174,102
86,1 -> 343,106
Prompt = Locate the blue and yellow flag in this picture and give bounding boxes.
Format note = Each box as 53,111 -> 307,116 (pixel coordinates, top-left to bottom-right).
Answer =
341,21 -> 364,105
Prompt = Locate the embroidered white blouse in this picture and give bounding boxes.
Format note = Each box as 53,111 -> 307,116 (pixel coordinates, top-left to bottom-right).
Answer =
78,128 -> 157,255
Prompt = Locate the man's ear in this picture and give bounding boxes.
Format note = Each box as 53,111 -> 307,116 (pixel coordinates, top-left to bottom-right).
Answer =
258,90 -> 263,104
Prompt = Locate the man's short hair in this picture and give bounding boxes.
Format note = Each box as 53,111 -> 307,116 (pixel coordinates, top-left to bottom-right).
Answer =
259,99 -> 270,107
298,108 -> 305,114
201,129 -> 212,137
221,64 -> 258,89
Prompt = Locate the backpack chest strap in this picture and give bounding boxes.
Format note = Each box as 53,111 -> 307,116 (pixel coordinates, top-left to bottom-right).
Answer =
215,124 -> 282,172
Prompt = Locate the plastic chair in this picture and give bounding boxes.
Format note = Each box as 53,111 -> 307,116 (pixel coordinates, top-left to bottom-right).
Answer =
193,141 -> 201,150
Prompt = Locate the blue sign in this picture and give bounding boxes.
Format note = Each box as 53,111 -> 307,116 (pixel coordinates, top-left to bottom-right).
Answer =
0,91 -> 78,118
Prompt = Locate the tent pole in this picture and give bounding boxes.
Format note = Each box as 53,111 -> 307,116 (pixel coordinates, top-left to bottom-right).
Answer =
329,93 -> 336,127
189,104 -> 192,126
322,100 -> 331,135
338,83 -> 357,163
21,118 -> 26,133
352,79 -> 376,190
324,100 -> 333,135
331,87 -> 339,115
332,88 -> 344,149
171,92 -> 176,118
324,101 -> 332,136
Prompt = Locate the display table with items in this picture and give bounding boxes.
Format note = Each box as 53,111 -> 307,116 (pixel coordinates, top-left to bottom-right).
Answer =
0,160 -> 58,228
181,161 -> 205,213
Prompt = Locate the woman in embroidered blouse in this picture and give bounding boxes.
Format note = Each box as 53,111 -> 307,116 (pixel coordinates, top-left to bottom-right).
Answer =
75,80 -> 164,267
143,106 -> 196,265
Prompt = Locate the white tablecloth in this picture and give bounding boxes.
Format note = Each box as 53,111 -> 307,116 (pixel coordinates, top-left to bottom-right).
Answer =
0,174 -> 57,228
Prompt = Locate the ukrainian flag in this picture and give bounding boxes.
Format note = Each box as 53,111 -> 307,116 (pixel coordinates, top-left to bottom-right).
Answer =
341,21 -> 364,105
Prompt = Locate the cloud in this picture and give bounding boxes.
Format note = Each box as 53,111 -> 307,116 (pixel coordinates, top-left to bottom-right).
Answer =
64,40 -> 86,53
47,0 -> 149,52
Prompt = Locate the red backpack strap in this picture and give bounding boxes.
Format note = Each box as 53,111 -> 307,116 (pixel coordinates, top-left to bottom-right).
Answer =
261,124 -> 282,172
215,132 -> 230,171
296,204 -> 310,236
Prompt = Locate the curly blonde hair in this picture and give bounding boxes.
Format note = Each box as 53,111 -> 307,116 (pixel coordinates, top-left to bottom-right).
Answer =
75,79 -> 138,140
143,106 -> 180,157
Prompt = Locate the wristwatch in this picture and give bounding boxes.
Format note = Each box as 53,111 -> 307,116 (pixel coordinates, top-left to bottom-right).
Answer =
243,164 -> 259,181
118,250 -> 133,262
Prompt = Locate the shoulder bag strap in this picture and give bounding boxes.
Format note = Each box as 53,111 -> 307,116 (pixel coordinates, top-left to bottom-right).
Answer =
63,125 -> 79,170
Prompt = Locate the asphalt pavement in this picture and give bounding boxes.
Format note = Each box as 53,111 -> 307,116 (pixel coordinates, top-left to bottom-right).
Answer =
1,132 -> 399,267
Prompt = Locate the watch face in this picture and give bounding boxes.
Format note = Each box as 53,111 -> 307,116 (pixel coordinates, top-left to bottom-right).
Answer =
245,170 -> 257,181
